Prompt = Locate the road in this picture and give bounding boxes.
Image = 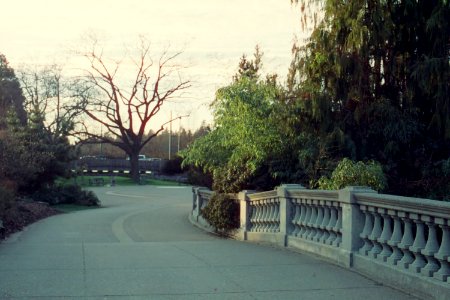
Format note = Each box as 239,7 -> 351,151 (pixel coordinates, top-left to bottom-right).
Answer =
0,186 -> 418,299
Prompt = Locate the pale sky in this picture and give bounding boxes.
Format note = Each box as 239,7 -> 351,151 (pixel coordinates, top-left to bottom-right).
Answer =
1,0 -> 303,131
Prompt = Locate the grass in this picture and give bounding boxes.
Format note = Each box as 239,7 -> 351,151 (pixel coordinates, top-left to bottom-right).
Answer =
59,175 -> 185,187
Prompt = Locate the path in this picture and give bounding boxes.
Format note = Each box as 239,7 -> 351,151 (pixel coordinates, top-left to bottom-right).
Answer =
0,186 -> 418,299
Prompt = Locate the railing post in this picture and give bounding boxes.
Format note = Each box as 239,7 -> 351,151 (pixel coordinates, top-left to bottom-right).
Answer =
277,184 -> 305,246
192,187 -> 205,221
192,187 -> 198,220
238,190 -> 254,241
339,186 -> 377,266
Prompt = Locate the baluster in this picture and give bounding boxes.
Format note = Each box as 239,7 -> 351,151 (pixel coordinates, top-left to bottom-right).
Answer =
261,200 -> 269,232
386,211 -> 404,265
307,203 -> 318,240
377,209 -> 393,262
249,205 -> 256,231
313,202 -> 324,242
274,200 -> 280,232
325,205 -> 338,245
261,200 -> 270,232
258,201 -> 264,232
266,199 -> 275,232
420,219 -> 440,277
333,205 -> 342,247
268,199 -> 276,232
254,201 -> 261,232
297,199 -> 307,238
434,222 -> 450,281
367,209 -> 383,259
250,202 -> 256,231
265,200 -> 273,232
359,206 -> 374,255
397,216 -> 415,269
291,200 -> 301,236
319,202 -> 331,243
268,200 -> 275,232
408,216 -> 427,273
301,201 -> 312,239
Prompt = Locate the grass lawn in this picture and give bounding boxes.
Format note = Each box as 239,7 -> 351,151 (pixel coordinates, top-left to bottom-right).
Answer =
59,175 -> 185,187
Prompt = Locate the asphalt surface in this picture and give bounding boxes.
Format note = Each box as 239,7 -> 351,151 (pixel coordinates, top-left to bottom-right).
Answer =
0,185 -> 418,299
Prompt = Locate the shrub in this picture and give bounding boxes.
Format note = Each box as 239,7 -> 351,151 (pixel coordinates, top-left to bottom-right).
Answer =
201,193 -> 239,232
0,186 -> 15,218
31,184 -> 100,206
316,158 -> 387,191
162,156 -> 183,175
186,167 -> 213,189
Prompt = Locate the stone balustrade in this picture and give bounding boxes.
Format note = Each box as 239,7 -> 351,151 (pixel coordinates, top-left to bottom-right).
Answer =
190,185 -> 450,299
288,190 -> 342,247
191,187 -> 213,223
355,193 -> 450,283
248,191 -> 280,233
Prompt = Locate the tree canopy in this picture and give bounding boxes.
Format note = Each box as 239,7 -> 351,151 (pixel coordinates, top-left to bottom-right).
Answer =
0,54 -> 26,128
287,0 -> 449,198
181,49 -> 282,192
182,1 -> 449,199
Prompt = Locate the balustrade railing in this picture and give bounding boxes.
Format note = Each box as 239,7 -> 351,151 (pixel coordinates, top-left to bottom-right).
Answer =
248,191 -> 280,233
289,190 -> 341,247
191,187 -> 213,220
356,193 -> 450,282
191,185 -> 450,299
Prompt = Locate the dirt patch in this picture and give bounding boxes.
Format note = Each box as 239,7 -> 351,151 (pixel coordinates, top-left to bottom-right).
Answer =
0,201 -> 61,241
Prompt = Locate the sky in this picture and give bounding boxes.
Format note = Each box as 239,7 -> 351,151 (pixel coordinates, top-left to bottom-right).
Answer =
1,0 -> 303,131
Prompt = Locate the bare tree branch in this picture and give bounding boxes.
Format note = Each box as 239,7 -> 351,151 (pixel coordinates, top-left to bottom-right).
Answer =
78,38 -> 191,181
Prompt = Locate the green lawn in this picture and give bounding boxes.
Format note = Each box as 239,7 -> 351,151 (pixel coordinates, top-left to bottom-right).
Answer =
60,175 -> 185,187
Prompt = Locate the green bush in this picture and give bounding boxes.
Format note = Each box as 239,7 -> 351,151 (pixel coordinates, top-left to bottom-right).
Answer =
186,167 -> 213,189
32,184 -> 100,206
0,186 -> 15,218
316,158 -> 387,191
201,193 -> 239,232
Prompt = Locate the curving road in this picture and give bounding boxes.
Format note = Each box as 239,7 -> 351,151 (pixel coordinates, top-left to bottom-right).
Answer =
0,186 -> 417,299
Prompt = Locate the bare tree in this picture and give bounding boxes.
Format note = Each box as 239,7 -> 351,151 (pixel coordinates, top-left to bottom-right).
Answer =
77,39 -> 190,182
18,65 -> 87,139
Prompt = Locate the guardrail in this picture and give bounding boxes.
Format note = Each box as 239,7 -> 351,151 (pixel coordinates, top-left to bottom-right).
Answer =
71,158 -> 166,174
190,185 -> 450,300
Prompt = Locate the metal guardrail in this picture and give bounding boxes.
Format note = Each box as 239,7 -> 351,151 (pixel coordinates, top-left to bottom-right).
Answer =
71,158 -> 167,174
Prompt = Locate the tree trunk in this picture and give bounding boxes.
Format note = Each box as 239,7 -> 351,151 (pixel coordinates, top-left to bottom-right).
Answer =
129,152 -> 140,183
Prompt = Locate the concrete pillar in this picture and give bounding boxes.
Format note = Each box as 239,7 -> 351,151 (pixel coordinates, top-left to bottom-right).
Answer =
238,190 -> 255,240
277,184 -> 305,246
339,186 -> 377,266
193,187 -> 206,221
192,187 -> 197,211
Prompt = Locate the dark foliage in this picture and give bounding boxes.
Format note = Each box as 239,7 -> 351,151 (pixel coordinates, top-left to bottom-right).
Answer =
186,167 -> 213,189
201,193 -> 240,232
162,156 -> 183,175
31,184 -> 100,206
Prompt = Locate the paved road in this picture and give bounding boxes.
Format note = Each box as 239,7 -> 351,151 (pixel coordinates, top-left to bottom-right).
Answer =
0,186 -> 418,299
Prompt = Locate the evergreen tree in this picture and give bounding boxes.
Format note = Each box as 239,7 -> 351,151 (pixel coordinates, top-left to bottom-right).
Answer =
289,0 -> 450,198
0,54 -> 26,128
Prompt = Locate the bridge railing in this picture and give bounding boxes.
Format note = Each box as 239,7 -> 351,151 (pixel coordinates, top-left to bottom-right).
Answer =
71,158 -> 166,174
191,185 -> 450,300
